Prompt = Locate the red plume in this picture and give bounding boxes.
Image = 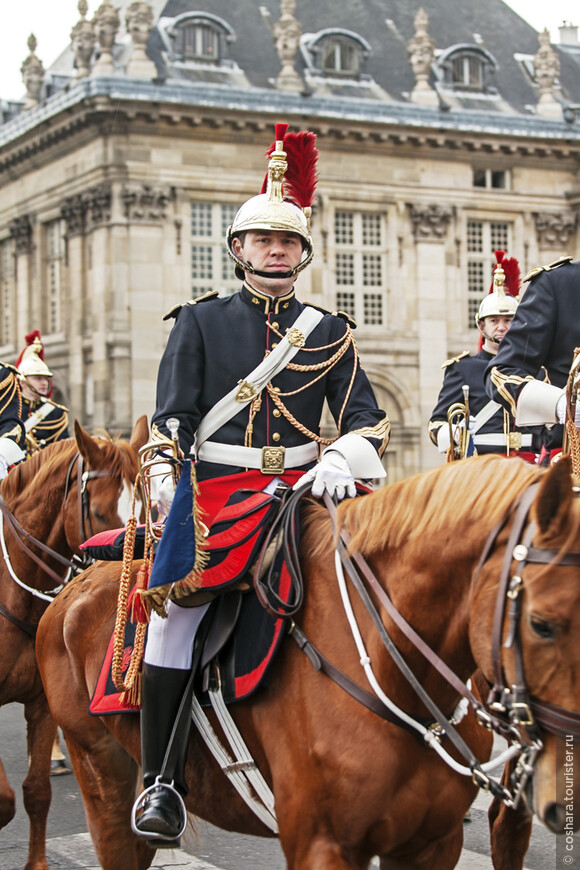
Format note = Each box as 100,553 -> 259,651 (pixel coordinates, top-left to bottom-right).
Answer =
262,126 -> 319,208
488,251 -> 520,298
280,131 -> 319,209
15,329 -> 44,367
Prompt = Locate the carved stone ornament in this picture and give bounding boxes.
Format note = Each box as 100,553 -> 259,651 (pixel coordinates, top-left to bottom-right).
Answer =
534,29 -> 561,118
407,8 -> 438,107
86,184 -> 112,226
92,1 -> 120,76
71,0 -> 96,79
61,194 -> 88,236
272,0 -> 303,92
126,0 -> 157,78
20,34 -> 45,109
121,184 -> 170,222
534,211 -> 577,247
9,216 -> 34,254
409,204 -> 453,239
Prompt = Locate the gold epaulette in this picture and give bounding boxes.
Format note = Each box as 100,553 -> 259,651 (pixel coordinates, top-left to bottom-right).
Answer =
441,350 -> 470,369
163,291 -> 220,321
303,301 -> 357,329
0,362 -> 19,377
524,255 -> 573,283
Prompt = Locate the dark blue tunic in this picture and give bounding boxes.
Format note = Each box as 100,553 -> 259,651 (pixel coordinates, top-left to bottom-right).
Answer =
484,257 -> 580,452
153,284 -> 388,481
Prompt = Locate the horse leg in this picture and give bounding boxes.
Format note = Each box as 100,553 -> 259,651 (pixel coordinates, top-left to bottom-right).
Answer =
22,696 -> 56,870
0,753 -> 16,830
488,795 -> 532,870
64,727 -> 155,870
378,830 -> 464,870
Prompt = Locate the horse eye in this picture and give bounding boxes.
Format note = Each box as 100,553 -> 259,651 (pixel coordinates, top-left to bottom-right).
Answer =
529,615 -> 556,640
92,510 -> 106,524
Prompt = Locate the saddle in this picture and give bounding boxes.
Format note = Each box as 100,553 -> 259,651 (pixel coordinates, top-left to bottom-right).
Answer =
89,482 -> 306,715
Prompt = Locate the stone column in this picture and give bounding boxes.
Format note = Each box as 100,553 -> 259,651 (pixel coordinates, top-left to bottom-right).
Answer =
71,0 -> 96,79
9,216 -> 34,347
60,195 -> 88,419
20,35 -> 45,109
534,28 -> 562,119
92,1 -> 120,76
272,0 -> 303,92
121,183 -> 172,427
409,204 -> 453,470
126,0 -> 157,79
407,8 -> 438,107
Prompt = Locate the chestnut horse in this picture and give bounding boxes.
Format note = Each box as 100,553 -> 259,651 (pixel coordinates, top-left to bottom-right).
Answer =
0,415 -> 148,870
36,454 -> 580,869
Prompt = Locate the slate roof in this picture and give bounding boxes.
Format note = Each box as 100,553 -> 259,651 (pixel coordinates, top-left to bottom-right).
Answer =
2,0 -> 580,138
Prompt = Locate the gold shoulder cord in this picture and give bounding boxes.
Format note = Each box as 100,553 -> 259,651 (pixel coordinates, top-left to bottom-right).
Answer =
247,325 -> 358,446
0,372 -> 21,421
489,366 -> 535,418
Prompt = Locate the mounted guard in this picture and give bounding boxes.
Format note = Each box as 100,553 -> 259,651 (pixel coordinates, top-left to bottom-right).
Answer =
127,122 -> 390,847
16,331 -> 69,452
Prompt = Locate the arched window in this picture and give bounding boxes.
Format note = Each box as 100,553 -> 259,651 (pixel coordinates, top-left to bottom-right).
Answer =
322,38 -> 358,75
302,29 -> 371,80
164,12 -> 235,67
176,22 -> 219,62
436,44 -> 498,94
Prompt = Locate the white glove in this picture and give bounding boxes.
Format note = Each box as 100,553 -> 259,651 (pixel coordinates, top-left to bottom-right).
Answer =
294,450 -> 356,500
436,420 -> 474,454
0,437 -> 26,480
556,391 -> 580,426
150,460 -> 177,518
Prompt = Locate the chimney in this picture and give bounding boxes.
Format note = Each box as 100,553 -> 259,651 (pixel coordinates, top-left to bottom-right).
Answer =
558,21 -> 579,44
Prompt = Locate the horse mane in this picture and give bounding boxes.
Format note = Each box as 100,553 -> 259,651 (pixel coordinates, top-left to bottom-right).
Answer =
0,434 -> 137,508
338,456 -> 543,558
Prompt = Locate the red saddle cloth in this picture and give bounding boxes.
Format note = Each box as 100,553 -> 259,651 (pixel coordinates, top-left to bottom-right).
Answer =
89,482 -> 297,715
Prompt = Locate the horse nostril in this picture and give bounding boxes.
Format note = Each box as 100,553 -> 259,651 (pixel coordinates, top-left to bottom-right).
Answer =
544,801 -> 566,834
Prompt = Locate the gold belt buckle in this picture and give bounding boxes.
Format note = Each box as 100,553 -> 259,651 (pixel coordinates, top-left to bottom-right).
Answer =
508,432 -> 522,451
261,446 -> 286,474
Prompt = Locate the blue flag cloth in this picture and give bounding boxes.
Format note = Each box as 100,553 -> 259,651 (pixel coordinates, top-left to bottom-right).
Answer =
145,460 -> 207,606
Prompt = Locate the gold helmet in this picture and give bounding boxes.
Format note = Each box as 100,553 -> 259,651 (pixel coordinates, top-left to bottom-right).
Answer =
476,250 -> 520,324
16,332 -> 53,379
226,123 -> 318,281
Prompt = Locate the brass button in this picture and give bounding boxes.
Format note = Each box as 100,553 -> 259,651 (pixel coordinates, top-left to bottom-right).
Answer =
272,321 -> 279,330
272,386 -> 281,393
272,432 -> 281,442
271,341 -> 278,349
273,408 -> 281,417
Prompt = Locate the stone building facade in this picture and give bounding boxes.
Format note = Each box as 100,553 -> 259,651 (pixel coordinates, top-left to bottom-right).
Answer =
1,0 -> 579,480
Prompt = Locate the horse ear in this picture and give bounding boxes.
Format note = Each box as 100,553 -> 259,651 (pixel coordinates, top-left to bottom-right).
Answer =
129,415 -> 149,453
533,456 -> 574,537
74,419 -> 106,470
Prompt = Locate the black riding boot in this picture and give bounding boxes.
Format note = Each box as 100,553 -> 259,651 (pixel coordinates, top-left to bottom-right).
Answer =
132,663 -> 194,847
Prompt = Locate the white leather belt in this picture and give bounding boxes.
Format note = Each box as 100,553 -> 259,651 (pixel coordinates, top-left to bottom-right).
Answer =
195,441 -> 319,474
474,433 -> 533,447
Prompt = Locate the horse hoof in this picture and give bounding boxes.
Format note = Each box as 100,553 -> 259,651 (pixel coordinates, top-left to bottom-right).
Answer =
50,759 -> 72,776
463,809 -> 471,822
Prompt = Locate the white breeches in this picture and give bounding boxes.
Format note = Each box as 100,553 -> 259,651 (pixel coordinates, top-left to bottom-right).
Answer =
144,600 -> 211,669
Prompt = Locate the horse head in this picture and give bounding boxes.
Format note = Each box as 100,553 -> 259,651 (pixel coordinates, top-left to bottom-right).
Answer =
471,456 -> 580,834
62,415 -> 149,552
512,457 -> 580,833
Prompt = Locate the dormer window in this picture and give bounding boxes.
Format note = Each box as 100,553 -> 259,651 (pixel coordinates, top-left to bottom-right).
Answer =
322,38 -> 358,75
177,22 -> 219,62
302,29 -> 371,80
164,12 -> 235,66
452,54 -> 483,89
436,44 -> 498,94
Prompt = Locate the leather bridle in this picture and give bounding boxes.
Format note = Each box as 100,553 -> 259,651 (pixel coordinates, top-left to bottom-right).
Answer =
0,452 -> 112,637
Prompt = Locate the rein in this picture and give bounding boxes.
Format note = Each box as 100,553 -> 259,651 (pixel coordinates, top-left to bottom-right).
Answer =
482,483 -> 580,743
0,452 -> 109,633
